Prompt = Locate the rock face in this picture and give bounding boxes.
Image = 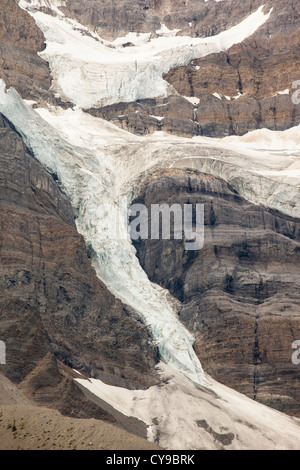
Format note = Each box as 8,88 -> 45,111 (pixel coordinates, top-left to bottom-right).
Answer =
87,95 -> 198,137
82,0 -> 300,137
60,0 -> 264,41
132,171 -> 300,416
0,0 -> 299,426
164,0 -> 300,136
0,0 -> 52,102
0,0 -> 160,421
0,114 -> 159,416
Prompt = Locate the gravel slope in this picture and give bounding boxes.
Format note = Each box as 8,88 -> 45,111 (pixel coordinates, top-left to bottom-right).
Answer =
0,374 -> 161,450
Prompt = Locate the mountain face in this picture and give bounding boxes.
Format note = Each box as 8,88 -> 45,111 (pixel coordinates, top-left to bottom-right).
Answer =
0,0 -> 300,450
74,0 -> 300,137
0,0 -> 159,420
0,0 -> 51,102
59,0 -> 265,41
132,171 -> 300,416
0,113 -> 159,414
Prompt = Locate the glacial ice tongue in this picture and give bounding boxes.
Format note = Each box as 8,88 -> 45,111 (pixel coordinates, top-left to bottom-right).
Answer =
0,81 -> 207,386
18,3 -> 272,108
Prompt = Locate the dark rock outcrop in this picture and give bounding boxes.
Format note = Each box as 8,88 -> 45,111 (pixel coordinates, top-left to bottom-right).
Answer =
87,95 -> 198,137
0,0 -> 52,102
132,170 -> 300,416
0,114 -> 159,417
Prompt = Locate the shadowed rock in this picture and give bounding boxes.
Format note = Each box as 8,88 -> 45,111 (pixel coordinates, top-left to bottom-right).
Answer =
132,170 -> 300,416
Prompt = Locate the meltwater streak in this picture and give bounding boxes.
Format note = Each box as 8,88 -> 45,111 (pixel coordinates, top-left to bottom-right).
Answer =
0,82 -> 207,386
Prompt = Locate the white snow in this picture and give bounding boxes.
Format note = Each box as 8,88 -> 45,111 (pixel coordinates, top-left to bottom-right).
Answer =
76,362 -> 300,450
112,32 -> 152,47
183,96 -> 200,106
18,0 -> 67,14
17,4 -> 272,108
213,92 -> 222,100
272,89 -> 290,97
2,78 -> 299,392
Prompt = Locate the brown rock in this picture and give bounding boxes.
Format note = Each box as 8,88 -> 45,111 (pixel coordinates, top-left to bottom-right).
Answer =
132,170 -> 300,416
0,113 -> 160,415
164,0 -> 300,136
60,0 -> 264,41
0,0 -> 51,102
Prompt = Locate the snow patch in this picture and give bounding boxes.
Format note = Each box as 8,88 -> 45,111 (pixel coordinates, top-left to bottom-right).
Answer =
183,96 -> 200,106
213,92 -> 222,100
75,362 -> 300,450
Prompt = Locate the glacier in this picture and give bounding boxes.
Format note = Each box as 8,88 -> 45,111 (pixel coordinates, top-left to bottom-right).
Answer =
0,81 -> 207,385
1,82 -> 299,388
0,1 -> 299,389
18,1 -> 272,108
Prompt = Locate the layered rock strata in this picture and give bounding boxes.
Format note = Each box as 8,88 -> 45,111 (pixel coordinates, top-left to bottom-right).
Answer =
85,0 -> 300,137
0,114 -> 159,419
60,0 -> 264,41
164,0 -> 300,136
132,170 -> 300,416
0,0 -> 52,102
